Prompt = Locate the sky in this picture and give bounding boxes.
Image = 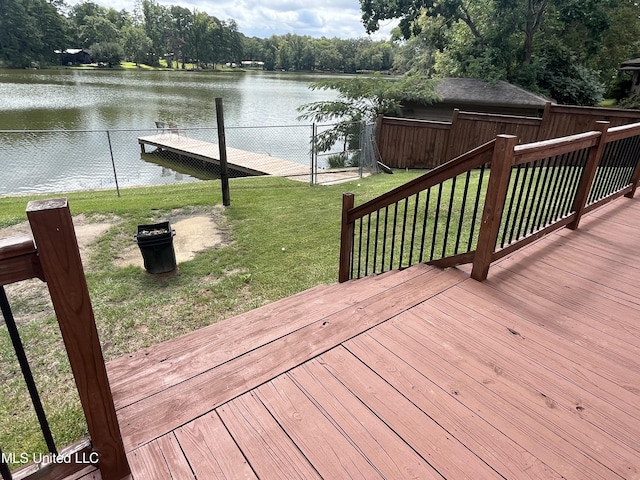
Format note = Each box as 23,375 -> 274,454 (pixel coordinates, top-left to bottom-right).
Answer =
85,0 -> 398,40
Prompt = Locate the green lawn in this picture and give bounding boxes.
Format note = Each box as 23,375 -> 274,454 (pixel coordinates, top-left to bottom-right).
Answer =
0,172 -> 426,469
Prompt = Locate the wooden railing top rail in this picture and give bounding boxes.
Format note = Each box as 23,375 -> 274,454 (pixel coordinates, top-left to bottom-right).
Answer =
347,139 -> 495,222
605,122 -> 640,142
0,235 -> 42,287
513,131 -> 601,165
456,110 -> 543,125
380,116 -> 451,128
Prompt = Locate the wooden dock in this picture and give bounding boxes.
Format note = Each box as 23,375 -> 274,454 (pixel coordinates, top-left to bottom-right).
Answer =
138,133 -> 366,185
96,194 -> 640,480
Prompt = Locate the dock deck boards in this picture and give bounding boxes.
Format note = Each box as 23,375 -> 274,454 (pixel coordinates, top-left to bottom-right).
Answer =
138,133 -> 364,184
100,195 -> 640,479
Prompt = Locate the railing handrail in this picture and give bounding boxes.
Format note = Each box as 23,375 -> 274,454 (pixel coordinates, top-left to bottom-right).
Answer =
0,201 -> 130,480
340,120 -> 640,283
513,131 -> 601,165
348,139 -> 496,222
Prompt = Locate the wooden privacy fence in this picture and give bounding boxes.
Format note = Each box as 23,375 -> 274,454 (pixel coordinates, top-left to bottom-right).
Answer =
377,102 -> 640,169
0,200 -> 130,480
339,120 -> 640,283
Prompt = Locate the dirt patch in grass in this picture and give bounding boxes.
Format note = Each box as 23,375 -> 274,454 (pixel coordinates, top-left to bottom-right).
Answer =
0,210 -> 228,326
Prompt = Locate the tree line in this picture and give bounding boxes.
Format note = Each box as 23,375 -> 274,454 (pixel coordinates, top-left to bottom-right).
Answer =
0,0 -> 395,72
363,0 -> 640,105
2,0 -> 640,106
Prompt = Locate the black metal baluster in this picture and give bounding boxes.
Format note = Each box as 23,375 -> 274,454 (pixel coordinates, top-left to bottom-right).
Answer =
350,219 -> 356,279
357,218 -> 363,278
389,202 -> 399,270
523,159 -> 546,236
531,157 -> 554,231
500,164 -> 522,247
515,161 -> 536,240
467,164 -> 487,250
594,141 -> 618,202
1,446 -> 12,480
372,210 -> 380,274
364,214 -> 372,277
0,286 -> 57,456
409,192 -> 421,265
430,183 -> 443,261
507,163 -> 528,245
399,198 -> 409,268
455,171 -> 472,254
441,177 -> 457,257
419,188 -> 431,263
548,151 -> 573,223
381,206 -> 389,274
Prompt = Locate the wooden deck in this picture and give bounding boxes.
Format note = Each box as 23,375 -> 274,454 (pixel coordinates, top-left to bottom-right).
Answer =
138,133 -> 364,184
90,195 -> 640,479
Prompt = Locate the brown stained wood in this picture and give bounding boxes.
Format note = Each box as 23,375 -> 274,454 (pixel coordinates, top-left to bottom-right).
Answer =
0,235 -> 43,285
217,393 -> 321,480
366,318 -> 618,480
25,199 -> 129,480
255,375 -> 384,479
471,135 -> 519,281
567,122 -> 610,230
338,193 -> 354,282
440,284 -> 640,412
126,434 -> 192,480
602,121 -> 640,142
468,270 -> 640,369
14,441 -> 97,480
344,338 -> 562,479
108,265 -> 431,409
410,297 -> 640,471
116,266 -> 466,451
137,134 -> 309,178
289,358 -> 442,480
127,441 -> 172,480
174,413 -> 256,479
318,347 -> 502,479
512,131 -> 600,165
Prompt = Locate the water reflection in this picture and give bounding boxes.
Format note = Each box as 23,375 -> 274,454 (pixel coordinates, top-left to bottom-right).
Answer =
0,70 -> 338,195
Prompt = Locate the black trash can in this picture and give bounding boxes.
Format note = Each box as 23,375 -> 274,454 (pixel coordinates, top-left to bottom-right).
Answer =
134,221 -> 177,274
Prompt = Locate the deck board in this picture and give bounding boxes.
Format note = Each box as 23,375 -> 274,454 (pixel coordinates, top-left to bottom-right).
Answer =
218,393 -> 321,480
90,195 -> 640,480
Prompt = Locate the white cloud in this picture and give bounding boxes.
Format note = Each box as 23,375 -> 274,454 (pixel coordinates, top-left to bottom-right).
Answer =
72,0 -> 397,39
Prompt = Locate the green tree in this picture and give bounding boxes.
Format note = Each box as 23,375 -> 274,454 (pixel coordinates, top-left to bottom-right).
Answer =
121,25 -> 152,65
91,41 -> 124,66
371,0 -> 636,105
298,74 -> 438,157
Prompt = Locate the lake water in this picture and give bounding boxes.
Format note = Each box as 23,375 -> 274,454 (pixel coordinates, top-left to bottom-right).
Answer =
0,69 -> 339,195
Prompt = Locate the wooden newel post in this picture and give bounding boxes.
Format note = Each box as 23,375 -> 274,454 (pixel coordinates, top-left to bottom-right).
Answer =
471,134 -> 518,282
625,137 -> 640,198
567,121 -> 609,230
338,193 -> 355,283
26,199 -> 130,480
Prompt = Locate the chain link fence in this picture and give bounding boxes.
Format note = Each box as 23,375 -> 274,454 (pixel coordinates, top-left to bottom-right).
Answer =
0,122 -> 378,197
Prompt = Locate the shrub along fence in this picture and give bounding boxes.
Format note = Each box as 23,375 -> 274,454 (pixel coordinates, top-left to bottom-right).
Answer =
377,102 -> 640,169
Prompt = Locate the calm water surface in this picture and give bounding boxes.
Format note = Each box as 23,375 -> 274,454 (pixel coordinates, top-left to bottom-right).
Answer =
0,69 -> 338,195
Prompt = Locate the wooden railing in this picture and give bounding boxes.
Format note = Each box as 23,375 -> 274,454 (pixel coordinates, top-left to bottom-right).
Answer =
339,121 -> 640,282
0,200 -> 130,480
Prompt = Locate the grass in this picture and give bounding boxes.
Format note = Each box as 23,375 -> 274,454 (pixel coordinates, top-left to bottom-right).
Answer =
0,171 -> 426,469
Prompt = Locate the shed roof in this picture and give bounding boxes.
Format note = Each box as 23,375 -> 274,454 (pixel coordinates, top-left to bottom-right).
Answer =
620,58 -> 640,70
434,77 -> 550,107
